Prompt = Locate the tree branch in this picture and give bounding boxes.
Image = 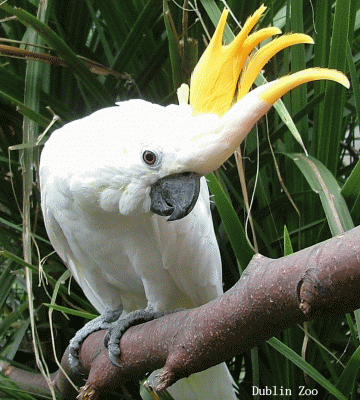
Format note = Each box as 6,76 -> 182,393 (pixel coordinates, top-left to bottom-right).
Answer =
2,227 -> 360,399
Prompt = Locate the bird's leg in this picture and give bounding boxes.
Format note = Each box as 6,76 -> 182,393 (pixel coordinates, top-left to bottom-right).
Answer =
69,307 -> 123,372
104,305 -> 177,366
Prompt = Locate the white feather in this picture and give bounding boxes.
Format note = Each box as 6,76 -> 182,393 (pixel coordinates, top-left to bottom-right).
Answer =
40,100 -> 237,399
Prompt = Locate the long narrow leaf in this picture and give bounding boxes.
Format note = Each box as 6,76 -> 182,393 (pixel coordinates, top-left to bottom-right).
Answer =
285,153 -> 354,235
106,0 -> 162,78
342,158 -> 360,224
0,250 -> 90,309
268,337 -> 347,400
329,344 -> 360,400
0,3 -> 112,107
315,0 -> 351,174
206,172 -> 254,273
44,303 -> 96,320
0,91 -> 51,128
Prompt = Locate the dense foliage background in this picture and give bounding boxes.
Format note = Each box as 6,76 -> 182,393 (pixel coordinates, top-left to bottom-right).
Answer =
0,0 -> 359,398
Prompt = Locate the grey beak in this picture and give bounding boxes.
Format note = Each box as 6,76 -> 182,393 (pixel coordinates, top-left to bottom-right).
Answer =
150,172 -> 201,221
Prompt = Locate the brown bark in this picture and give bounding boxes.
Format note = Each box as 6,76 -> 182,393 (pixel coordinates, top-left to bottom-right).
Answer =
2,227 -> 360,399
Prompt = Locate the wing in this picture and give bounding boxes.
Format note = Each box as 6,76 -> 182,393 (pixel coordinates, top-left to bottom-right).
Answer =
40,157 -> 148,314
41,187 -> 107,312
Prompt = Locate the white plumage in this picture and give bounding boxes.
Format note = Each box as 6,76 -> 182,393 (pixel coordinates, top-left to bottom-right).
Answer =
38,2 -> 350,394
40,99 -> 238,399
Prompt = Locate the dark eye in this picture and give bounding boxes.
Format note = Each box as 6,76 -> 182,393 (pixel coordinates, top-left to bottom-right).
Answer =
143,150 -> 157,165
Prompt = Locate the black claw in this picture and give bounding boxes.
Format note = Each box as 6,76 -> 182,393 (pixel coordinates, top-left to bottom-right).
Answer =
68,345 -> 82,373
109,352 -> 122,368
103,330 -> 110,348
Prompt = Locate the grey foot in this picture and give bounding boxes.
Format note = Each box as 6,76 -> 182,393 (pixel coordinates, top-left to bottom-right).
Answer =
68,307 -> 122,372
104,307 -> 167,366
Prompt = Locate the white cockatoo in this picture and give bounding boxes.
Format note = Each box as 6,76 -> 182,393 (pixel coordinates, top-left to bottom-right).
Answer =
40,6 -> 349,399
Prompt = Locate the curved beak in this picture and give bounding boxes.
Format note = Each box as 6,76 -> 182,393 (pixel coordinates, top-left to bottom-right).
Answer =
150,172 -> 201,221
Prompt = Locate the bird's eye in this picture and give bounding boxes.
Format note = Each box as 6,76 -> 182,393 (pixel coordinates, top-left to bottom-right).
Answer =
142,150 -> 157,166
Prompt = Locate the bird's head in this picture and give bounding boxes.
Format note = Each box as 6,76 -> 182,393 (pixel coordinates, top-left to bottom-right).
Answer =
46,5 -> 349,221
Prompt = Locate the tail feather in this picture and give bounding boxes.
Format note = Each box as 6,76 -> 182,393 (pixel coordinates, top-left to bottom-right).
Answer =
162,362 -> 237,400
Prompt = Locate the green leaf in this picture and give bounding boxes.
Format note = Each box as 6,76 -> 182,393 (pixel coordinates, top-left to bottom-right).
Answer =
44,303 -> 97,320
163,1 -> 198,90
346,43 -> 360,141
0,250 -> 90,309
283,225 -> 293,256
268,337 -> 347,400
289,0 -> 308,144
314,0 -> 351,174
107,0 -> 163,78
0,301 -> 28,339
0,91 -> 51,128
0,3 -> 112,108
206,172 -> 254,273
163,0 -> 182,91
330,345 -> 360,400
342,157 -> 360,225
285,153 -> 354,236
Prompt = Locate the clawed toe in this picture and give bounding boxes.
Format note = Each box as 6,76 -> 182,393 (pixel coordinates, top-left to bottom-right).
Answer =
70,306 -> 178,370
68,307 -> 123,373
104,307 -> 166,366
68,341 -> 81,372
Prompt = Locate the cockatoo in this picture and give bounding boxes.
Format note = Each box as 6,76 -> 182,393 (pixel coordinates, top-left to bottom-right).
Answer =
40,6 -> 349,399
